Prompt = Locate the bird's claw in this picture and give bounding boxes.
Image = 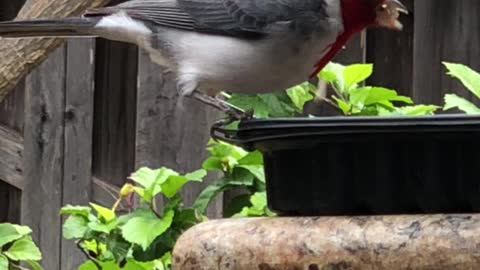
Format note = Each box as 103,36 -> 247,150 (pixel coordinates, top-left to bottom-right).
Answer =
225,107 -> 254,122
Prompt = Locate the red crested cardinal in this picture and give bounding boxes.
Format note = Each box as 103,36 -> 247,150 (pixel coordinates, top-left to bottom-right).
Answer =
0,0 -> 407,119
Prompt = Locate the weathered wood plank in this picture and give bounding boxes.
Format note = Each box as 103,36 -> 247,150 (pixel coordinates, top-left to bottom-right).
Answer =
413,0 -> 480,105
0,86 -> 25,133
22,45 -> 66,270
367,0 -> 414,97
0,0 -> 25,228
0,182 -> 21,223
60,39 -> 95,270
135,49 -> 223,218
0,125 -> 23,190
92,40 -> 137,187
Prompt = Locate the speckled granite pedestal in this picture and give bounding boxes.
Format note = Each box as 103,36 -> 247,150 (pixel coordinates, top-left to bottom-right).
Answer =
172,215 -> 480,270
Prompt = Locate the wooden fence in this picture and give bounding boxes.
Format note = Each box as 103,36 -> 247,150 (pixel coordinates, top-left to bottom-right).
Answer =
1,0 -> 480,269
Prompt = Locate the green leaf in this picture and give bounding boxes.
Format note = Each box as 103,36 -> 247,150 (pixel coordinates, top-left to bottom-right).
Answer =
350,87 -> 413,110
332,96 -> 352,115
160,252 -> 172,268
0,254 -> 8,270
202,157 -> 223,171
63,216 -> 88,240
192,181 -> 227,214
124,259 -> 155,270
0,224 -> 32,248
343,64 -> 373,89
78,261 -> 120,270
184,169 -> 207,182
235,192 -> 276,218
444,94 -> 480,114
228,95 -> 271,118
4,237 -> 42,261
59,205 -> 91,218
90,203 -> 116,223
250,192 -> 268,210
160,176 -> 189,199
318,70 -> 337,83
121,210 -> 175,250
106,233 -> 131,262
238,165 -> 265,183
319,62 -> 347,93
388,105 -> 440,116
286,83 -> 315,111
161,169 -> 206,199
78,261 -> 97,270
444,62 -> 480,99
88,219 -> 119,234
130,167 -> 158,188
228,93 -> 298,118
26,260 -> 43,270
192,179 -> 246,214
117,208 -> 157,225
319,62 -> 346,83
238,151 -> 263,166
207,141 -> 248,160
131,230 -> 177,262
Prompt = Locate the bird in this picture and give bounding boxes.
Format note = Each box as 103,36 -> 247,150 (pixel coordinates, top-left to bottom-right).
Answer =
0,0 -> 407,120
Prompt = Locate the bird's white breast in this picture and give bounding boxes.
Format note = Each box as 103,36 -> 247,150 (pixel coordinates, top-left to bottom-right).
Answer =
152,29 -> 342,96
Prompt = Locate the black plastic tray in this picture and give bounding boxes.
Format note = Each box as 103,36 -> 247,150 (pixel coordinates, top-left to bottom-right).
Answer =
212,115 -> 480,216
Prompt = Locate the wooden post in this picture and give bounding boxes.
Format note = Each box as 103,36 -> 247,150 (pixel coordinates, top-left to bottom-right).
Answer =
22,45 -> 66,270
61,38 -> 95,270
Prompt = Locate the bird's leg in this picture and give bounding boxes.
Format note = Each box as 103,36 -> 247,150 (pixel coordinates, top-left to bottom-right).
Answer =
189,90 -> 254,121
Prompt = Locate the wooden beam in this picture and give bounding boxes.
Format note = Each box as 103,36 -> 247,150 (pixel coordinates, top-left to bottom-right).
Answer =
0,124 -> 23,190
0,0 -> 110,103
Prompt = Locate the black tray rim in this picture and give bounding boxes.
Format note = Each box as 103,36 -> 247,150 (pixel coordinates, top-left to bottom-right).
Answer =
211,114 -> 480,147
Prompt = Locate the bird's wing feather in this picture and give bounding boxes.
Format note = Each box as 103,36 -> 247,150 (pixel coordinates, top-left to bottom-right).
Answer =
85,0 -> 329,38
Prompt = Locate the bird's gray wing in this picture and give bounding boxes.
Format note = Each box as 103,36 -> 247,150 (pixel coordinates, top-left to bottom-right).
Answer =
85,0 -> 328,38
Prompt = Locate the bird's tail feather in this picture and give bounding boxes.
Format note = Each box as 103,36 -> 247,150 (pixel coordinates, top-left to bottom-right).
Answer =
0,17 -> 99,37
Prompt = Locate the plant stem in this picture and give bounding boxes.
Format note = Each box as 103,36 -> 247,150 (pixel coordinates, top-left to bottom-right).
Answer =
320,97 -> 340,111
10,263 -> 30,270
76,241 -> 102,270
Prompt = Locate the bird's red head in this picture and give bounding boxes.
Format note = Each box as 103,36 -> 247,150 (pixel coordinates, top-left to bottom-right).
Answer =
310,0 -> 407,77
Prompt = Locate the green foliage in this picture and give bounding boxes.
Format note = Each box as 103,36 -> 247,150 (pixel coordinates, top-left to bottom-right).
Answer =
227,92 -> 298,118
60,168 -> 207,270
226,62 -> 438,118
60,138 -> 270,270
0,223 -> 43,270
233,192 -> 276,217
195,140 -> 270,217
443,62 -> 480,114
318,63 -> 439,116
